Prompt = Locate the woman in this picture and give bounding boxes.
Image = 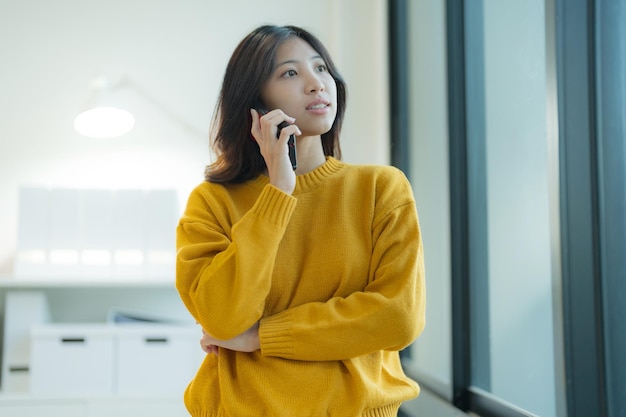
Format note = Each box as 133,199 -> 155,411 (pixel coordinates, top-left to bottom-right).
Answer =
176,24 -> 426,417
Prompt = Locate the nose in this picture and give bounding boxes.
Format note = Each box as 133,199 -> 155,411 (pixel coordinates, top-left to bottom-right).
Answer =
306,71 -> 325,93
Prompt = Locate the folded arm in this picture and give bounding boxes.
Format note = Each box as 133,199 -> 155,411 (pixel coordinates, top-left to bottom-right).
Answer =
258,201 -> 426,361
176,184 -> 297,340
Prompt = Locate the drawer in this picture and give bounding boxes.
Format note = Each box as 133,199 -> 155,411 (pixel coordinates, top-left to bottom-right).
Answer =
30,324 -> 115,395
116,324 -> 202,395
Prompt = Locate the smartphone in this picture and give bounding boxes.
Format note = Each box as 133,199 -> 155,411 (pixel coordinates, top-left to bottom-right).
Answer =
253,100 -> 297,170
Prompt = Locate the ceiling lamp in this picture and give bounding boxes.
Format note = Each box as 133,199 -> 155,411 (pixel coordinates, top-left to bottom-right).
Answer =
74,76 -> 135,138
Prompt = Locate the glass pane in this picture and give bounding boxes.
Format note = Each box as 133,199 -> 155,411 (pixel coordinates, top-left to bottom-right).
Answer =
466,1 -> 558,416
404,0 -> 452,398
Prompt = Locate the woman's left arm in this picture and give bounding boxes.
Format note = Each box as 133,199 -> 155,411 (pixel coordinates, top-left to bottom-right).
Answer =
258,196 -> 426,361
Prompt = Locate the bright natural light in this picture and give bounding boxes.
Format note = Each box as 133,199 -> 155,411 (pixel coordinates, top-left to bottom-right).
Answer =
16,250 -> 47,265
114,250 -> 144,266
146,250 -> 175,266
81,249 -> 113,266
49,249 -> 80,266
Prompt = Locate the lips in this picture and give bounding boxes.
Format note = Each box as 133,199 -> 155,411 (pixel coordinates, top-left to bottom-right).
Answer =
306,99 -> 330,110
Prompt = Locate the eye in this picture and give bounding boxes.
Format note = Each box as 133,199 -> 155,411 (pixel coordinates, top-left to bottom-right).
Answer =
282,69 -> 297,78
316,64 -> 328,73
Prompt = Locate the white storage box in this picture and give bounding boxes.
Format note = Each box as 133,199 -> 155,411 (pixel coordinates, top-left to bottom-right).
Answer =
116,324 -> 202,395
30,324 -> 115,395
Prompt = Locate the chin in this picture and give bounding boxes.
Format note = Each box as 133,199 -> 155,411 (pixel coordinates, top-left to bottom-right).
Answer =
301,121 -> 334,137
317,119 -> 335,135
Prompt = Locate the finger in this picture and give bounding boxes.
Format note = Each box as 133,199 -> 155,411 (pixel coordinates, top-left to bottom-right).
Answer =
258,110 -> 295,136
250,108 -> 262,142
257,111 -> 278,141
200,340 -> 219,355
269,115 -> 296,133
278,124 -> 301,142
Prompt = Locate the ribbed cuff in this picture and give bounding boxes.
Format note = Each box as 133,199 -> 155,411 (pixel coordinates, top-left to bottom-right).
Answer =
363,403 -> 402,417
251,185 -> 297,228
259,312 -> 294,358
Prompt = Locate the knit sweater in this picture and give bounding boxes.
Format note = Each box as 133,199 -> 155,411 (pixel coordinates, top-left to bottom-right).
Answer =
176,157 -> 426,417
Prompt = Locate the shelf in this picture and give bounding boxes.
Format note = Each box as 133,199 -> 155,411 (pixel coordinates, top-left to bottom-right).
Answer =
0,392 -> 182,401
0,392 -> 189,417
0,275 -> 175,288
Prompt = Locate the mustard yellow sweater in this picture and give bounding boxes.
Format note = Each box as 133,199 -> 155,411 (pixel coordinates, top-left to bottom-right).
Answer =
176,157 -> 425,417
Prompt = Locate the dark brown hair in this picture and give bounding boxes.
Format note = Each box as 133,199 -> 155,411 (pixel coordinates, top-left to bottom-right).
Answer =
205,25 -> 346,184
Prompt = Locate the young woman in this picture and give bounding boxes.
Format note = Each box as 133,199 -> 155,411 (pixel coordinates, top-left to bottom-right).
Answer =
176,24 -> 426,417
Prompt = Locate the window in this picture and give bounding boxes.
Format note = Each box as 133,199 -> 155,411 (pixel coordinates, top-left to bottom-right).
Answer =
393,0 -> 626,416
463,1 -> 559,415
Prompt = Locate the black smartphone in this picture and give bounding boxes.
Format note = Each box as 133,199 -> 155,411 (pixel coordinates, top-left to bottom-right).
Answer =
253,100 -> 297,170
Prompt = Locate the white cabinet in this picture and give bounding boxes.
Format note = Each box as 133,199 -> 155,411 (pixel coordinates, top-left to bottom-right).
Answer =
28,323 -> 203,397
0,276 -> 201,417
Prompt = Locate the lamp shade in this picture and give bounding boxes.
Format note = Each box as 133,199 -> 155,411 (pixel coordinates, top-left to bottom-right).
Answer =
74,107 -> 135,138
74,76 -> 135,138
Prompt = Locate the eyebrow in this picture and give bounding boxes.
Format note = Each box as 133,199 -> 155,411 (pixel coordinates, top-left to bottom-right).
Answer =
276,55 -> 324,67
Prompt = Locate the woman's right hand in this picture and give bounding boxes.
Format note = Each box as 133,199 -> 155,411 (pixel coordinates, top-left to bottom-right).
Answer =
250,108 -> 300,194
200,324 -> 260,355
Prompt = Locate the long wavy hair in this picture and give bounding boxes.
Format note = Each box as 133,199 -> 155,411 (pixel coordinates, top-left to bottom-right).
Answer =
205,25 -> 346,184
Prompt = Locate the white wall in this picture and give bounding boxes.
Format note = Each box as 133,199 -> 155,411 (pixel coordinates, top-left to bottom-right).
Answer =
0,0 -> 390,274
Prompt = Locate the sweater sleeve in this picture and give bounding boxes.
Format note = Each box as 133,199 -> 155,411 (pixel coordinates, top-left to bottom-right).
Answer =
259,173 -> 426,361
176,183 -> 297,340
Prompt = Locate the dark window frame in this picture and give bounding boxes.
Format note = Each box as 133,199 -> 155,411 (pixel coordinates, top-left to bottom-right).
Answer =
556,0 -> 608,415
595,1 -> 626,416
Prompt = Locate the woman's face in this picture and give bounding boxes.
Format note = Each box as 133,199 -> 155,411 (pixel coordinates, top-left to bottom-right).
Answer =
261,37 -> 337,138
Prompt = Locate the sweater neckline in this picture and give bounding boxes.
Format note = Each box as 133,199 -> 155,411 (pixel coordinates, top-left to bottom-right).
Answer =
248,157 -> 345,194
